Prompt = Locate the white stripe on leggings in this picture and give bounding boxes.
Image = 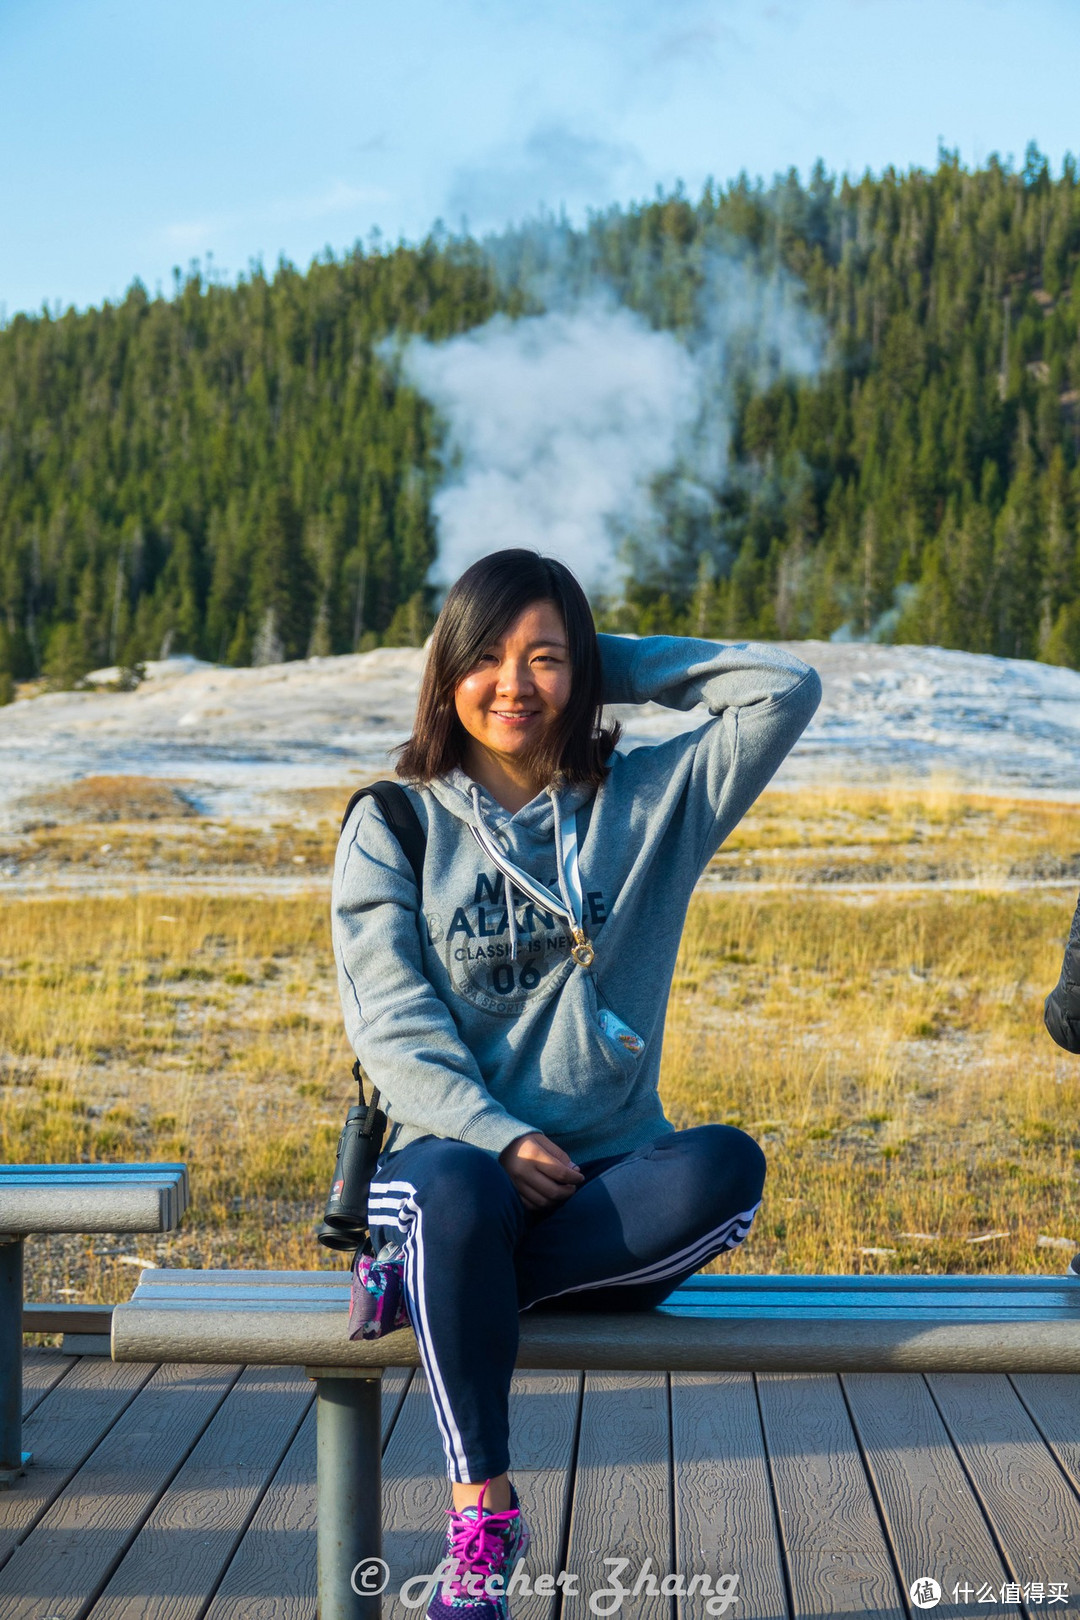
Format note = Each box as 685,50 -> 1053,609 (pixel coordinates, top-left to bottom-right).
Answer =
365,1180 -> 465,1473
398,1192 -> 471,1482
530,1201 -> 761,1304
367,1180 -> 423,1222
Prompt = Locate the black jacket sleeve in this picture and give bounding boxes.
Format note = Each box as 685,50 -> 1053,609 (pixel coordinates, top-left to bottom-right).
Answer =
1046,891 -> 1080,1053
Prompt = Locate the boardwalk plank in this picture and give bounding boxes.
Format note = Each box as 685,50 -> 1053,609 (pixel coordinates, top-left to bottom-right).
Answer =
564,1371 -> 671,1620
203,1367 -> 412,1620
928,1373 -> 1080,1597
0,1362 -> 239,1619
1009,1373 -> 1080,1499
842,1373 -> 1017,1619
380,1366 -> 414,1443
1,1359 -> 156,1571
757,1373 -> 904,1619
501,1370 -> 581,1620
381,1371 -> 448,1618
88,1366 -> 312,1620
22,1346 -> 77,1417
671,1372 -> 786,1620
202,1405 -> 319,1620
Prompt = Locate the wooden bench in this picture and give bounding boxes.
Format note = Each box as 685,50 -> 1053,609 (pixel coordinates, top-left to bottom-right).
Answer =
1,1161 -> 188,1487
112,1265 -> 1080,1619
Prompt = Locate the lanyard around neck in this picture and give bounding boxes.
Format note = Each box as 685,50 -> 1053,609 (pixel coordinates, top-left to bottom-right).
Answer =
468,802 -> 594,968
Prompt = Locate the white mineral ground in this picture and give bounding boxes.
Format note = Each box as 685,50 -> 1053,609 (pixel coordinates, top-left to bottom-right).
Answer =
2,640 -> 1079,810
0,640 -> 1078,894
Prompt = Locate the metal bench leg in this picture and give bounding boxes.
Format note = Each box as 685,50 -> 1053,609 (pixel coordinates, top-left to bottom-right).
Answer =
0,1237 -> 32,1488
309,1367 -> 384,1620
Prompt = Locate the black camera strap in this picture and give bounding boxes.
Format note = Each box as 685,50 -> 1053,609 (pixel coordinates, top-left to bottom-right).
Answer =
318,781 -> 427,1252
340,780 -> 426,891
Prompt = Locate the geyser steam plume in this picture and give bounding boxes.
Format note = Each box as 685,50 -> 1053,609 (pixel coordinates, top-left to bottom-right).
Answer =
395,251 -> 826,598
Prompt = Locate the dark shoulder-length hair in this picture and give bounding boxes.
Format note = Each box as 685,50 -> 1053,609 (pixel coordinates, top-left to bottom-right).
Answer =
396,548 -> 620,788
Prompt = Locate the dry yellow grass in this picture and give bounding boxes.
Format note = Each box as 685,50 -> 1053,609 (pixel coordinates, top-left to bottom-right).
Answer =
23,775 -> 199,823
667,887 -> 1080,1274
1,893 -> 350,1301
3,784 -> 1079,1305
712,782 -> 1080,886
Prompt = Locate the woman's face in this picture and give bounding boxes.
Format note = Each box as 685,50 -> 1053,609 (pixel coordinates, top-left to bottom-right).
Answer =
454,599 -> 572,769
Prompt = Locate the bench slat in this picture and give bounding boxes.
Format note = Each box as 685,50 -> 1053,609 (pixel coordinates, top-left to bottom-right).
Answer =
132,1266 -> 1080,1293
0,1186 -> 185,1234
657,1302 -> 1080,1320
0,1164 -> 189,1235
123,1287 -> 1080,1321
683,1272 -> 1079,1291
0,1168 -> 188,1182
126,1278 -> 1080,1314
111,1301 -> 1080,1373
114,1266 -> 1080,1374
3,1166 -> 187,1179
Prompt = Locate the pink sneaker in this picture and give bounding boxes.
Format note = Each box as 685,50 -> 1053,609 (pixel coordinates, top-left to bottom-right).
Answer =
425,1482 -> 530,1620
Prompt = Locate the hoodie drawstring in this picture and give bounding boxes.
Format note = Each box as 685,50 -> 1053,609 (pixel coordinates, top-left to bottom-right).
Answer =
468,784 -> 594,968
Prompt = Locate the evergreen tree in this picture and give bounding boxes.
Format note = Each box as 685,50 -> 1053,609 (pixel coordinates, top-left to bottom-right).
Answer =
2,151 -> 1080,672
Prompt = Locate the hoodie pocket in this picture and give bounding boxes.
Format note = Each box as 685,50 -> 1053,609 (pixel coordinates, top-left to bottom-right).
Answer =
587,977 -> 646,1076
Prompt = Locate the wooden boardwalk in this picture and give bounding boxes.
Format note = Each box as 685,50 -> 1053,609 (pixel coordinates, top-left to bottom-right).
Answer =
5,1350 -> 1080,1618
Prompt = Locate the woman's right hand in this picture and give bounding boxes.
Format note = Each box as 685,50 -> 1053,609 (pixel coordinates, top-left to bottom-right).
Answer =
499,1132 -> 585,1211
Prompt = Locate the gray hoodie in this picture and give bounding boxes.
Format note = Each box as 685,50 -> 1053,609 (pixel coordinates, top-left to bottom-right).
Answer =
331,633 -> 820,1165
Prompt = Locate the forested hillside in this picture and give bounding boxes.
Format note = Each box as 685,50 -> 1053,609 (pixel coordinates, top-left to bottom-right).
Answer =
2,143 -> 1080,694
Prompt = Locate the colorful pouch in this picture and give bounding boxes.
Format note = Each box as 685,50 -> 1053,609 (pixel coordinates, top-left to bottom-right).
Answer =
348,1239 -> 410,1341
596,1007 -> 646,1056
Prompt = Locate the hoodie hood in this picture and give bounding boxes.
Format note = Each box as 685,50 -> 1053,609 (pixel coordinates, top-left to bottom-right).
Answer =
427,767 -> 595,834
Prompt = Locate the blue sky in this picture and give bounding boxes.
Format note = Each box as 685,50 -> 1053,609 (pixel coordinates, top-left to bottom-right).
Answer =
2,0 -> 1079,318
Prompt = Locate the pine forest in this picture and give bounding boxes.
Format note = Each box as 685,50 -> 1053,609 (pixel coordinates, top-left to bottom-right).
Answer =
3,143 -> 1080,699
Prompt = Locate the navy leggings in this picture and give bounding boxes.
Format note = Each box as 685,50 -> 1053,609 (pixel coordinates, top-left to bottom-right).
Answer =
367,1123 -> 766,1482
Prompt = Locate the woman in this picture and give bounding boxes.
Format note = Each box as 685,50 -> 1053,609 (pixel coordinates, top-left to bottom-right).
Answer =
1046,896 -> 1080,1057
331,548 -> 821,1619
1046,893 -> 1080,1277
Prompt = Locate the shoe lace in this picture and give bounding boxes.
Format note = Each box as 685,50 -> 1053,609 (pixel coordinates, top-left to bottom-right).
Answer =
444,1489 -> 519,1599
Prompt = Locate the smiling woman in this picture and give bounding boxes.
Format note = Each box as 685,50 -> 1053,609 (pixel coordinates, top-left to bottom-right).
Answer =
453,600 -> 572,814
331,545 -> 820,1619
396,550 -> 618,795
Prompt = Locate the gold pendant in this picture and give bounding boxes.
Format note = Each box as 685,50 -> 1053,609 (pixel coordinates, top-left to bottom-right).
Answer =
570,927 -> 595,968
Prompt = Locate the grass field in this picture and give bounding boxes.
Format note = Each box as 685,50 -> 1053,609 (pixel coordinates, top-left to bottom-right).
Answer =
3,781 -> 1080,1304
